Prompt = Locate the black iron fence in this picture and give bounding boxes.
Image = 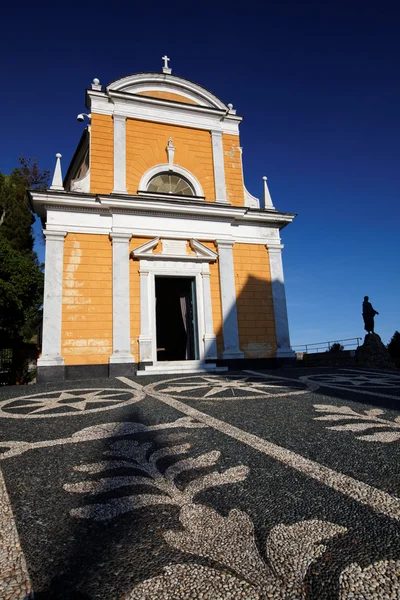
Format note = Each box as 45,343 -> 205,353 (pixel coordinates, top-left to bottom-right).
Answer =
292,337 -> 362,354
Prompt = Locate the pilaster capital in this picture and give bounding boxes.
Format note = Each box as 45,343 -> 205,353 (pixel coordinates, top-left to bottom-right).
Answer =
216,239 -> 235,250
266,243 -> 284,253
113,113 -> 127,122
43,230 -> 67,241
109,231 -> 132,243
211,129 -> 223,138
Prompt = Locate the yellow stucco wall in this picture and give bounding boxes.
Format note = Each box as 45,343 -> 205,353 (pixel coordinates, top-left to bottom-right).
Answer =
136,91 -> 198,105
90,114 -> 114,194
223,134 -> 245,206
126,120 -> 216,200
62,234 -> 113,365
233,244 -> 276,358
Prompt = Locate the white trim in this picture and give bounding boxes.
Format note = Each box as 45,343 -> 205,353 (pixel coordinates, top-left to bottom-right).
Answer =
112,114 -> 127,194
267,244 -> 295,358
211,130 -> 228,204
38,230 -> 67,368
216,240 -> 244,359
132,237 -> 218,263
31,191 -> 295,228
138,164 -> 205,198
87,91 -> 241,135
106,73 -> 228,110
137,258 -> 214,366
109,232 -> 135,364
189,238 -> 218,260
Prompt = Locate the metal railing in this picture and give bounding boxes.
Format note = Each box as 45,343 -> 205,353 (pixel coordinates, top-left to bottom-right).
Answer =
292,337 -> 362,354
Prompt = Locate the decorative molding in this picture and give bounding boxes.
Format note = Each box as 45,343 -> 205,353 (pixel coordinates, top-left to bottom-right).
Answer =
137,257 -> 213,365
106,72 -> 229,111
138,164 -> 205,198
132,237 -> 218,263
87,91 -> 241,135
166,138 -> 175,168
190,239 -> 218,260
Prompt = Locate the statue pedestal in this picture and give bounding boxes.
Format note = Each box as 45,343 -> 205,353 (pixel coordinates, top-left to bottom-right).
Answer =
356,334 -> 395,370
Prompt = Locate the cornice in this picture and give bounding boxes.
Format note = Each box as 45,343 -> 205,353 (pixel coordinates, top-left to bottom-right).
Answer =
29,191 -> 296,229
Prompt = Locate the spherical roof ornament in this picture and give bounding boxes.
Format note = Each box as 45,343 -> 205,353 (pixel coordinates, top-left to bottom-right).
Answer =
91,78 -> 102,91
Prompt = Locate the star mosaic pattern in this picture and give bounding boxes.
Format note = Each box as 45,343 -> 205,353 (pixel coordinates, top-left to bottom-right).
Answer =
302,371 -> 400,390
0,388 -> 144,418
153,374 -> 306,401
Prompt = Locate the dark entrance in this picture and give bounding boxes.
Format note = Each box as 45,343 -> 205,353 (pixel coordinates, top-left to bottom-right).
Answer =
155,277 -> 198,361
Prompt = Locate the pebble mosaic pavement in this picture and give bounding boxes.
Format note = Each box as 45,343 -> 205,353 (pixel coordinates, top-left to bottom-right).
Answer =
0,367 -> 400,599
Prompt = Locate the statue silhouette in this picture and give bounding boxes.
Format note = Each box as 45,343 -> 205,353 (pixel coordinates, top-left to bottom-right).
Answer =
362,296 -> 379,334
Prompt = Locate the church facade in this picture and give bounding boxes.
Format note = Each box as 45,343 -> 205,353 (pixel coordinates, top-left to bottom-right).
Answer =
30,59 -> 296,383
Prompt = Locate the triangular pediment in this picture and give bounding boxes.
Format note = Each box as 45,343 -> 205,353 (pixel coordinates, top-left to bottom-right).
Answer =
131,238 -> 217,262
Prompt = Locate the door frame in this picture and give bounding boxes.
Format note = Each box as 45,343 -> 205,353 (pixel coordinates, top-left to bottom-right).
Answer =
154,274 -> 199,362
138,258 -> 217,366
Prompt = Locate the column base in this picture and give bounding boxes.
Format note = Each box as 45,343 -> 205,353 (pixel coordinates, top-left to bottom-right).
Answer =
222,350 -> 245,359
37,364 -> 65,384
109,353 -> 135,364
276,348 -> 296,358
109,353 -> 136,377
37,355 -> 65,367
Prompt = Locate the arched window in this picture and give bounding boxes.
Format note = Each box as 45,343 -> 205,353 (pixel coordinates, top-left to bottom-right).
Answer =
147,172 -> 195,196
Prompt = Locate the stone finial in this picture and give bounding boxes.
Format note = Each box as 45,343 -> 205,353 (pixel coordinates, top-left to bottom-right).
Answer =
91,77 -> 102,91
227,103 -> 237,114
162,55 -> 172,74
262,176 -> 274,209
50,154 -> 64,191
166,138 -> 176,168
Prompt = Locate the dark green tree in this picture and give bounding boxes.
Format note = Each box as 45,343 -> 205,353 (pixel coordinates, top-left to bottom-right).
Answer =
0,158 -> 49,382
329,342 -> 344,353
387,331 -> 400,368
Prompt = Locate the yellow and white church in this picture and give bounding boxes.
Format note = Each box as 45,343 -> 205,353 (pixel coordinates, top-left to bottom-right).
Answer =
30,57 -> 296,383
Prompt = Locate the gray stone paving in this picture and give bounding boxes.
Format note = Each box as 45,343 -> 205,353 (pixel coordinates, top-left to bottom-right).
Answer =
0,367 -> 399,599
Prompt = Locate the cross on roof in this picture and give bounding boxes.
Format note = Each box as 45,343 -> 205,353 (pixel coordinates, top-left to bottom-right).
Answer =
162,55 -> 172,74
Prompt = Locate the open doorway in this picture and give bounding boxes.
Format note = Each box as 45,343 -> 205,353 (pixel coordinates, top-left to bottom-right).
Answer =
155,277 -> 199,361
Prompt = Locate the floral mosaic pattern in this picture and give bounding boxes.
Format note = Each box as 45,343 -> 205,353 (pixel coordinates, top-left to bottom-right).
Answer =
314,404 -> 400,443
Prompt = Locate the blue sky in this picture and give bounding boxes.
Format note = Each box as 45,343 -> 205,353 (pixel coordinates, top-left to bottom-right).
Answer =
1,1 -> 399,348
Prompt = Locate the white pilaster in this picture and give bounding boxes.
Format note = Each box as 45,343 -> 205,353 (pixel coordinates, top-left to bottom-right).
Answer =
267,244 -> 295,358
138,264 -> 154,363
38,230 -> 67,367
109,232 -> 135,364
112,114 -> 127,194
216,240 -> 243,359
201,270 -> 218,360
211,130 -> 228,204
